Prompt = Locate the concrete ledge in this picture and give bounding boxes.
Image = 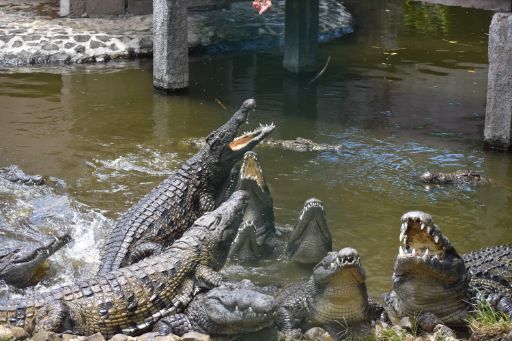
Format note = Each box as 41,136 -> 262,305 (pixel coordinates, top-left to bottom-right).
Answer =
413,0 -> 511,11
484,13 -> 512,151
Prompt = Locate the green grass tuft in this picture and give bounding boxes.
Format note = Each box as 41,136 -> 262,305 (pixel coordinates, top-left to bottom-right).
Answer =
467,295 -> 511,341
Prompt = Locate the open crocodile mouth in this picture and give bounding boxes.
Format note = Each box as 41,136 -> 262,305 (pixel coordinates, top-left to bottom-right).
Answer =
314,248 -> 365,285
228,221 -> 260,261
240,152 -> 266,191
298,198 -> 324,221
398,211 -> 451,261
229,123 -> 275,152
331,252 -> 360,271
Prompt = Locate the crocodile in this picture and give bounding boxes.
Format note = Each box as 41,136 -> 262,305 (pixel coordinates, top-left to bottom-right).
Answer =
276,247 -> 382,340
384,211 -> 511,328
227,151 -> 276,263
420,170 -> 490,186
0,191 -> 248,338
98,99 -> 274,274
463,244 -> 512,318
228,197 -> 332,264
0,219 -> 71,287
0,165 -> 44,186
152,279 -> 277,336
184,137 -> 343,153
286,198 -> 332,264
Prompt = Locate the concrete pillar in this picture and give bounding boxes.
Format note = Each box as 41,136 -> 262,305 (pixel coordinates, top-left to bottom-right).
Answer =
484,13 -> 512,151
153,0 -> 189,92
60,0 -> 86,17
283,0 -> 319,73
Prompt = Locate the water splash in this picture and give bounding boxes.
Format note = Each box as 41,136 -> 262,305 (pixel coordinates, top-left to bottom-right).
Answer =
0,175 -> 112,298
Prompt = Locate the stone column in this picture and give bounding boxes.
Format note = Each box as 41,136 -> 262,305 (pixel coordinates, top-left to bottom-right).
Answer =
484,13 -> 512,151
283,0 -> 319,73
153,0 -> 189,92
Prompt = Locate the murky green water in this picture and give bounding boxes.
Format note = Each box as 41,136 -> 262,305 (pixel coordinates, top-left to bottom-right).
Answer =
1,0 -> 511,299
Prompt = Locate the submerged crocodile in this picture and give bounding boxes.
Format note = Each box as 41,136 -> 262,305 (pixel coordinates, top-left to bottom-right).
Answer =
384,211 -> 511,327
0,165 -> 44,186
153,279 -> 277,336
0,219 -> 71,287
420,170 -> 490,185
98,99 -> 274,274
229,197 -> 333,264
184,137 -> 343,153
276,247 -> 382,340
0,191 -> 248,338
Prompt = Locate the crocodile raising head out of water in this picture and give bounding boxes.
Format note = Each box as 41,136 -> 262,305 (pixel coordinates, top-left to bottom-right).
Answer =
384,211 -> 470,326
227,151 -> 276,263
229,197 -> 333,264
98,99 -> 274,275
420,170 -> 490,186
0,220 -> 71,287
277,247 -> 382,339
0,191 -> 248,338
384,211 -> 512,327
287,198 -> 332,264
152,279 -> 277,336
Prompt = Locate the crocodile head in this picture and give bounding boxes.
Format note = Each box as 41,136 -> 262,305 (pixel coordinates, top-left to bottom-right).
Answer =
287,198 -> 332,264
195,190 -> 249,271
0,223 -> 71,287
190,279 -> 277,335
384,211 -> 470,326
228,221 -> 261,263
310,247 -> 369,325
237,151 -> 274,243
419,171 -> 438,183
203,99 -> 274,186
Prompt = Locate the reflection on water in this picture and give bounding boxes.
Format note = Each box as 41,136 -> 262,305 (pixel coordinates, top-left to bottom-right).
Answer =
0,0 -> 511,299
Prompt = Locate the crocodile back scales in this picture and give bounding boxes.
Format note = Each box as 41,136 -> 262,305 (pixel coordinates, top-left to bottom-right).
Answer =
98,156 -> 203,274
0,235 -> 203,337
463,244 -> 512,297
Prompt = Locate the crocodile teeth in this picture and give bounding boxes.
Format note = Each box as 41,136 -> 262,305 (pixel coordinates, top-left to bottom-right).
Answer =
420,223 -> 426,230
434,235 -> 439,244
399,246 -> 405,256
427,226 -> 432,234
399,231 -> 405,242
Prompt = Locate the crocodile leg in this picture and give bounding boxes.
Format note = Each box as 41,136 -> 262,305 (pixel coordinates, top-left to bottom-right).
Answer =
195,265 -> 223,288
170,278 -> 196,314
199,190 -> 216,212
497,296 -> 512,318
276,306 -> 303,339
128,241 -> 164,264
34,301 -> 69,332
152,314 -> 193,336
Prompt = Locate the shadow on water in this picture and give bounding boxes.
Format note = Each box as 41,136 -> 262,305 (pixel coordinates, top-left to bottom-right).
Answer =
0,0 -> 511,299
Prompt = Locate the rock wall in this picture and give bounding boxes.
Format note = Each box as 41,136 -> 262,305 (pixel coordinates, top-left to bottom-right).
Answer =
60,0 -> 232,17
